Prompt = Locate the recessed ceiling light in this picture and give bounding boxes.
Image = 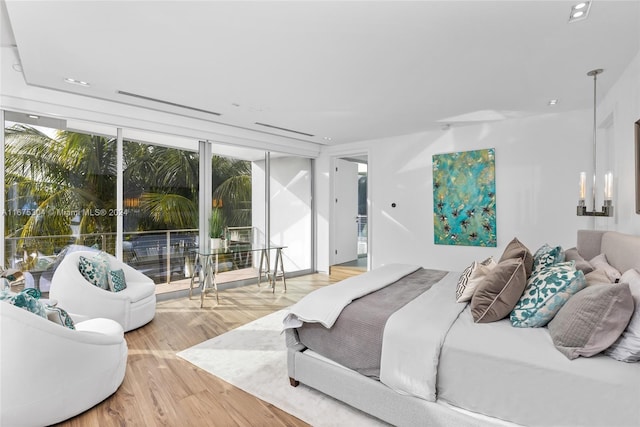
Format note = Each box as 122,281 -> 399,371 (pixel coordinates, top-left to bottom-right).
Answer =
28,114 -> 40,119
568,1 -> 591,23
323,136 -> 332,141
63,77 -> 90,87
548,99 -> 558,106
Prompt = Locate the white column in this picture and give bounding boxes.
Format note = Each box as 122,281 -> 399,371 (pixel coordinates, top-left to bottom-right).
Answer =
116,127 -> 123,260
0,110 -> 5,268
199,140 -> 213,251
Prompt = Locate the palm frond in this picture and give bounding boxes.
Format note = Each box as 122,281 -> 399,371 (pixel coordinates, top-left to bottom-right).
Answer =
139,193 -> 198,229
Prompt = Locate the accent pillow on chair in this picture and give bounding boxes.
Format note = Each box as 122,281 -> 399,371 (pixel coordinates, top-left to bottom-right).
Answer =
108,269 -> 128,292
78,254 -> 111,290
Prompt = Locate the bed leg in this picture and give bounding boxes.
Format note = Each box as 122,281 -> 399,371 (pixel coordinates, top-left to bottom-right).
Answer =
289,377 -> 300,387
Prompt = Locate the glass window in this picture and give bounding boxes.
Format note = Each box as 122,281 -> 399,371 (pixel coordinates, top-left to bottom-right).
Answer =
211,153 -> 259,283
4,120 -> 116,291
122,139 -> 199,285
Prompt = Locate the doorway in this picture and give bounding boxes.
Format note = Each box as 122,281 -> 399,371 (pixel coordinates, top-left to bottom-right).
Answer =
331,155 -> 368,278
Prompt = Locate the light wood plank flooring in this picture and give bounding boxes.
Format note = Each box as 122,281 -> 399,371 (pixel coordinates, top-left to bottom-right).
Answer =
54,273 -> 333,427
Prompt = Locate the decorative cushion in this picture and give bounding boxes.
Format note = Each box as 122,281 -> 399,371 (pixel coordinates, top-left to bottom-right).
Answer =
584,269 -> 612,286
455,257 -> 496,302
605,269 -> 640,362
548,283 -> 634,360
499,237 -> 534,278
108,269 -> 128,292
564,247 -> 594,274
589,253 -> 621,283
470,257 -> 527,323
79,254 -> 111,290
510,261 -> 586,328
45,305 -> 76,329
531,244 -> 564,276
4,288 -> 47,318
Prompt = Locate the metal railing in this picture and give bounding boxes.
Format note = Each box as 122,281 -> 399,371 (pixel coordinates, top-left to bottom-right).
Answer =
4,227 -> 264,285
4,229 -> 201,285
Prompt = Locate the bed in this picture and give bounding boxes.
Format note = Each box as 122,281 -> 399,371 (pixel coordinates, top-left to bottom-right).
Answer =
284,230 -> 640,426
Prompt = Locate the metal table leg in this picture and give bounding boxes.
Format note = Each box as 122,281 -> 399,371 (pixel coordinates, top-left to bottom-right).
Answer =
189,252 -> 201,299
270,248 -> 286,293
200,253 -> 219,308
258,248 -> 270,287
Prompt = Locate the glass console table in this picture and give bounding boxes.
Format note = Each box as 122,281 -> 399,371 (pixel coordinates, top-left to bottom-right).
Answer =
189,245 -> 286,307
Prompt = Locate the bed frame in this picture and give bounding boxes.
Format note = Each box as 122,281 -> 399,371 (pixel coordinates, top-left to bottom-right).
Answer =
285,229 -> 640,427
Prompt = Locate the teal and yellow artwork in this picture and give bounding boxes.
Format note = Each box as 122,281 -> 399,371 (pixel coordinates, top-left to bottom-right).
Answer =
433,148 -> 496,247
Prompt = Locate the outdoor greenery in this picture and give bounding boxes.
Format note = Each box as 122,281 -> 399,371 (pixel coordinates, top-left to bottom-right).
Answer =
3,124 -> 252,263
208,207 -> 225,239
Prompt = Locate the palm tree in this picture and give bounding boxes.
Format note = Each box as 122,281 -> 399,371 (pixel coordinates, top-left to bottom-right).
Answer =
212,156 -> 252,227
4,125 -> 117,257
4,124 -> 253,263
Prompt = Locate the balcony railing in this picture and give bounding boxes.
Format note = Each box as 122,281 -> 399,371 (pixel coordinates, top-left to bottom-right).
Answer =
4,227 -> 255,286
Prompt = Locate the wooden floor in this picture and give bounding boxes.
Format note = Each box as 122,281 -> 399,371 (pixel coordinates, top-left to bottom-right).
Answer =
329,258 -> 367,281
54,273 -> 333,427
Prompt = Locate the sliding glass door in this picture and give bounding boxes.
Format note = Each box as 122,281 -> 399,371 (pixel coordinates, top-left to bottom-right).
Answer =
2,110 -> 314,295
3,115 -> 116,291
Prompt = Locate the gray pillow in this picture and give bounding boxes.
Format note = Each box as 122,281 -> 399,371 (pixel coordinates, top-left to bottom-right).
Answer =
589,253 -> 621,282
564,247 -> 594,274
605,269 -> 640,362
471,257 -> 527,323
584,269 -> 612,287
499,238 -> 533,278
548,283 -> 634,360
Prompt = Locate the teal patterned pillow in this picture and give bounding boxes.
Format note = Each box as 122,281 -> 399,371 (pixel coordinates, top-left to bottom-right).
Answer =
6,288 -> 47,318
45,305 -> 76,329
532,244 -> 564,276
108,268 -> 127,292
78,255 -> 110,290
511,261 -> 586,328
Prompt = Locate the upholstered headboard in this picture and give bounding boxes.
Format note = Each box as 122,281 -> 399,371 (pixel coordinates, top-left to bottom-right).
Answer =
577,230 -> 640,273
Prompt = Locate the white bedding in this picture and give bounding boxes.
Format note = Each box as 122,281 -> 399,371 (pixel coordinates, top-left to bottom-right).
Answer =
283,263 -> 420,329
380,272 -> 465,401
438,307 -> 640,427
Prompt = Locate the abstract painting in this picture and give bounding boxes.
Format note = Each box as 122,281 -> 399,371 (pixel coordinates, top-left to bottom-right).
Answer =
433,148 -> 496,247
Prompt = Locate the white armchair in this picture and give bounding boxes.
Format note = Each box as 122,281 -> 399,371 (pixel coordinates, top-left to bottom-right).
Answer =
49,250 -> 156,332
0,302 -> 127,427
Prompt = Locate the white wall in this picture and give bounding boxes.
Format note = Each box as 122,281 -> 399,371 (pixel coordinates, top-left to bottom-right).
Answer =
317,52 -> 640,272
597,50 -> 640,235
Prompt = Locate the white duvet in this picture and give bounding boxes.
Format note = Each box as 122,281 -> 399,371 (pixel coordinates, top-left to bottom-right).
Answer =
284,264 -> 466,402
380,271 -> 465,401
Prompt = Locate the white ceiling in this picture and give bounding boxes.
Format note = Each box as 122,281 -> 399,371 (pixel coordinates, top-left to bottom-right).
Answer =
2,1 -> 639,146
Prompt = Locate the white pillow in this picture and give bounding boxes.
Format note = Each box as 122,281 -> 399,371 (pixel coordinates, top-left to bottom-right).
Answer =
605,269 -> 640,362
456,257 -> 497,303
584,269 -> 612,286
589,253 -> 621,283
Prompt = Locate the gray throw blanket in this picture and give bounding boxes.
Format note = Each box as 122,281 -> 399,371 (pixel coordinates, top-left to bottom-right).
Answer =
295,268 -> 448,378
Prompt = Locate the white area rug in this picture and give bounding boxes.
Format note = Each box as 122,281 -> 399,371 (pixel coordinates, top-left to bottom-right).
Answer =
177,309 -> 387,427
